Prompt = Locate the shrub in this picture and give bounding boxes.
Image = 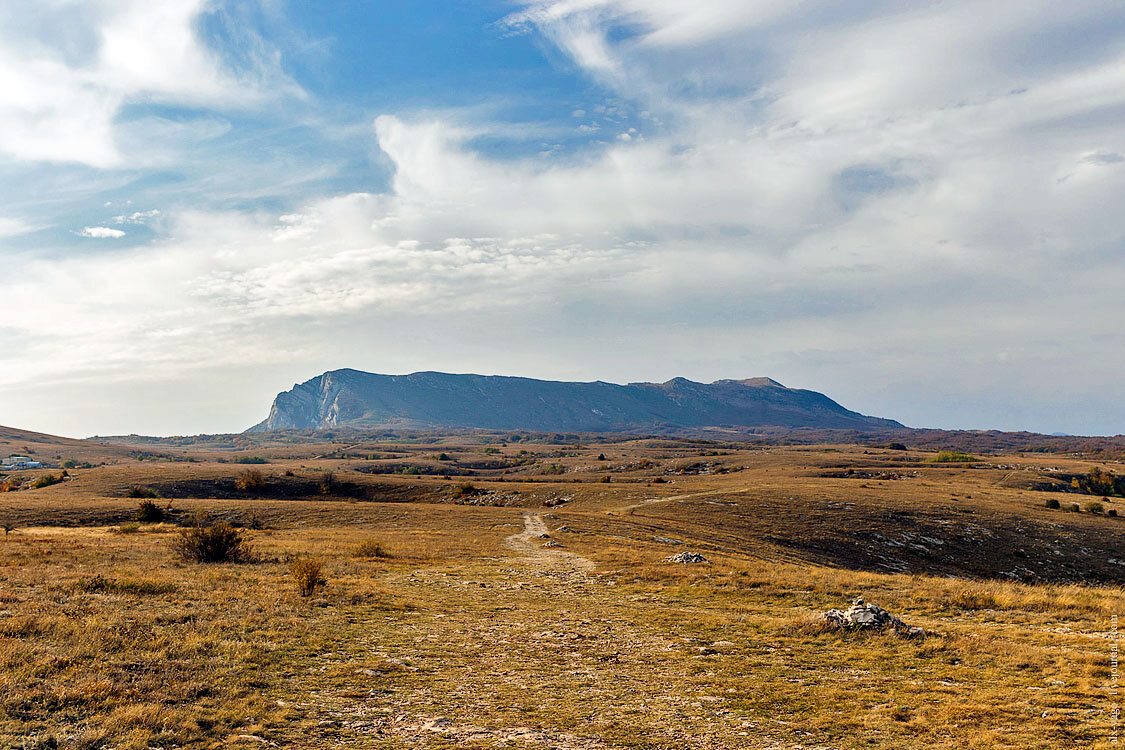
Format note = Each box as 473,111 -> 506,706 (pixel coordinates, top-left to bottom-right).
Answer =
1045,498 -> 1061,509
652,476 -> 668,484
931,451 -> 977,463
483,447 -> 500,454
173,523 -> 254,563
1084,501 -> 1105,515
135,499 -> 165,523
126,485 -> 160,499
234,456 -> 269,464
319,471 -> 339,495
597,453 -> 607,461
291,557 -> 326,597
435,453 -> 452,461
113,522 -> 141,534
1068,503 -> 1081,513
234,469 -> 266,492
454,482 -> 477,497
541,463 -> 566,475
352,539 -> 389,558
1109,509 -> 1119,517
600,475 -> 612,483
30,474 -> 62,489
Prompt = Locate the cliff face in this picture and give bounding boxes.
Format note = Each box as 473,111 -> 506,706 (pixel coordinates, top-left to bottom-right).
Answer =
247,369 -> 903,433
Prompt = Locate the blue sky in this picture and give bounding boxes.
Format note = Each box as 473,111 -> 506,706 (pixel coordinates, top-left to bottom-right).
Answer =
1,0 -> 1124,437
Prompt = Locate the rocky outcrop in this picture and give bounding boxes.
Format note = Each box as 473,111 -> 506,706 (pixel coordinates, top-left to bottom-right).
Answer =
248,369 -> 903,433
821,597 -> 924,637
665,551 -> 708,564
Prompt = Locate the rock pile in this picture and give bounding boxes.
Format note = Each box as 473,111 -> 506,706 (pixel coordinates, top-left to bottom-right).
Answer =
665,551 -> 708,564
822,597 -> 924,637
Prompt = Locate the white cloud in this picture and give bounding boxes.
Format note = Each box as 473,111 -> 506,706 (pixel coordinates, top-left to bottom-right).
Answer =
3,1 -> 1125,435
0,0 -> 296,168
77,226 -> 126,238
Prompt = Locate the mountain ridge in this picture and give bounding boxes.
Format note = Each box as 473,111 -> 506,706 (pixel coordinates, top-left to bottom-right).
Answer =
247,369 -> 904,433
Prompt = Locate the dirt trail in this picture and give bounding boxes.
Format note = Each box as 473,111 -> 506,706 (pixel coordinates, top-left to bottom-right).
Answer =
616,487 -> 750,514
504,512 -> 595,573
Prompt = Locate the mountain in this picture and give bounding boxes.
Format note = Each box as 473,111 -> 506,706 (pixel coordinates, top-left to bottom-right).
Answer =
247,369 -> 903,434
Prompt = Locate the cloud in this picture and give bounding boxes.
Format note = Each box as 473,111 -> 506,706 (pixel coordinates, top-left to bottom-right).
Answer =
0,0 -> 296,168
0,217 -> 34,239
3,1 -> 1125,436
77,226 -> 126,238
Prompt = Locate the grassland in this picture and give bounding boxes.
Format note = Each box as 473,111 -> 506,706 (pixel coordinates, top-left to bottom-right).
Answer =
0,432 -> 1122,748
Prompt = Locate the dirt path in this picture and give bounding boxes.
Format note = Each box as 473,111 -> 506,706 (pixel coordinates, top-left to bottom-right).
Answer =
504,512 -> 595,574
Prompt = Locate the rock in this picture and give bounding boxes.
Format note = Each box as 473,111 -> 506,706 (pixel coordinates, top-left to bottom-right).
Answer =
665,551 -> 708,564
821,596 -> 924,637
654,535 -> 684,545
543,540 -> 564,548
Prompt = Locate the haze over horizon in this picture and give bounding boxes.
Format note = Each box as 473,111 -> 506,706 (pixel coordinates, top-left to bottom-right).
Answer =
2,1 -> 1124,438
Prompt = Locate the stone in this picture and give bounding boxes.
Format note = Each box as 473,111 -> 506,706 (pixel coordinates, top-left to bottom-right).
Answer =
821,596 -> 924,637
665,551 -> 708,564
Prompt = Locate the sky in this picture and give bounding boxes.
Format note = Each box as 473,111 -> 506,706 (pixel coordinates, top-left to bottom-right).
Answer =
1,0 -> 1124,438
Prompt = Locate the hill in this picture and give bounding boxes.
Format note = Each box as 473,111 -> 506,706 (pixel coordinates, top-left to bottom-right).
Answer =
247,369 -> 904,433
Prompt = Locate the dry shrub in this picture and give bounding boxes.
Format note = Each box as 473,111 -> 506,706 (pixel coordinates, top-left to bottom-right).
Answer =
291,557 -> 327,597
234,469 -> 266,492
135,499 -> 165,522
352,539 -> 389,558
172,523 -> 254,563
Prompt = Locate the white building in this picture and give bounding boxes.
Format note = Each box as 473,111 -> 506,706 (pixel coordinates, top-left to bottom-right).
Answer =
1,456 -> 42,470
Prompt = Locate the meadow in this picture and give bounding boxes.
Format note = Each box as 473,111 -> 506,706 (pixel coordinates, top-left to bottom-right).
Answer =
0,431 -> 1122,748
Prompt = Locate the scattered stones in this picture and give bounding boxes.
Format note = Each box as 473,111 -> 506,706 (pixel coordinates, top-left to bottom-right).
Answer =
543,540 -> 564,548
654,535 -> 683,545
821,597 -> 924,637
665,551 -> 708,564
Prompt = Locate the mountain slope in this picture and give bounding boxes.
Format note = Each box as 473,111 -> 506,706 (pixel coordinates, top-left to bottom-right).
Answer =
248,369 -> 903,433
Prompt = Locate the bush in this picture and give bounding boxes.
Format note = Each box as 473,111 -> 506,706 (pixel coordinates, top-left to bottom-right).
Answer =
30,474 -> 62,489
454,482 -> 477,497
234,456 -> 269,464
173,523 -> 254,563
352,539 -> 389,558
1068,503 -> 1081,513
234,470 -> 266,492
600,475 -> 612,483
1084,501 -> 1105,515
319,471 -> 339,495
931,451 -> 977,463
135,499 -> 165,523
291,557 -> 326,597
126,485 -> 160,499
114,522 -> 141,534
1109,509 -> 1119,517
1045,498 -> 1061,509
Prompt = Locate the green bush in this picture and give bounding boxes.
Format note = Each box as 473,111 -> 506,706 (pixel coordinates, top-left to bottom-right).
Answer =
1045,498 -> 1061,509
30,474 -> 62,489
1084,501 -> 1105,515
126,485 -> 160,499
1068,503 -> 1081,513
600,475 -> 612,483
931,451 -> 977,463
173,523 -> 254,563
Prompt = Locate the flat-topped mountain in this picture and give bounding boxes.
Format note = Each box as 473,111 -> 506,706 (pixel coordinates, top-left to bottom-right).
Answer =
247,369 -> 903,433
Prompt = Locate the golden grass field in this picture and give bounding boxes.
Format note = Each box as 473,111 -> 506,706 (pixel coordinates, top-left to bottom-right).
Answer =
1,429 -> 1122,748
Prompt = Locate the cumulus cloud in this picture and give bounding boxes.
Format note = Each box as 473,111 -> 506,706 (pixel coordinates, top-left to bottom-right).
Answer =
3,0 -> 1125,436
76,226 -> 126,238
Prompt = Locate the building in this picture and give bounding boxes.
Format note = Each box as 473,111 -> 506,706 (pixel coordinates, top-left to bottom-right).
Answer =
1,456 -> 42,470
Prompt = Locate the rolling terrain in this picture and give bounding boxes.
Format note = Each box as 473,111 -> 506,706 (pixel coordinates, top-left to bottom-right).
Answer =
0,428 -> 1122,747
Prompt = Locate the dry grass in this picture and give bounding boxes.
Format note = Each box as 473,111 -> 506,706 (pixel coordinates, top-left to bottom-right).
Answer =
0,437 -> 1122,748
